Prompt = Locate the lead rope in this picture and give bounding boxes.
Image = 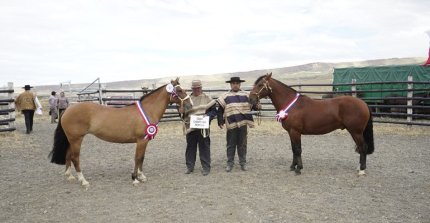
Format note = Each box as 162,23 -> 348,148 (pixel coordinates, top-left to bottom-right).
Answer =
169,85 -> 191,135
253,81 -> 271,126
256,94 -> 262,126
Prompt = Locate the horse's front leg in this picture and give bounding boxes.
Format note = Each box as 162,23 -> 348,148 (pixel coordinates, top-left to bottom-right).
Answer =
132,140 -> 148,186
288,130 -> 303,175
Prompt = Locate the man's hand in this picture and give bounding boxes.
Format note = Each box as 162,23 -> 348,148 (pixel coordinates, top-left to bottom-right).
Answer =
256,103 -> 262,110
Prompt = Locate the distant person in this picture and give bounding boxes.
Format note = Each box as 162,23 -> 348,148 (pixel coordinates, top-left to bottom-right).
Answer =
57,91 -> 69,118
217,77 -> 260,172
182,80 -> 217,176
48,91 -> 58,123
15,85 -> 36,134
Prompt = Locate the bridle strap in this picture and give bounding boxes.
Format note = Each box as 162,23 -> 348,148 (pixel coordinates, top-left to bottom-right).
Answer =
252,80 -> 272,101
169,84 -> 190,108
251,80 -> 272,125
169,84 -> 191,123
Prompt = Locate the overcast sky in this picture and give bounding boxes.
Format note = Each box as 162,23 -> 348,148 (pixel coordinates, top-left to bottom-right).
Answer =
1,0 -> 429,88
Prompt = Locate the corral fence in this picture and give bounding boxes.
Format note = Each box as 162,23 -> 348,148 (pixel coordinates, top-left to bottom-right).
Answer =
0,82 -> 16,132
76,79 -> 430,126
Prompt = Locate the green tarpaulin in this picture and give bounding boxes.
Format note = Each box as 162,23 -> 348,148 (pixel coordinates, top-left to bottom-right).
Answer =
333,65 -> 430,103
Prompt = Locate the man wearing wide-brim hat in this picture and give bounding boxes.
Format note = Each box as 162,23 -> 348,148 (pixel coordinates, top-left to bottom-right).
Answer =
216,76 -> 259,172
15,85 -> 36,134
182,80 -> 217,176
225,76 -> 246,83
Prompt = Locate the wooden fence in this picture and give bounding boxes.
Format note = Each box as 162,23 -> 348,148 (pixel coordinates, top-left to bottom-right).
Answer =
0,83 -> 16,132
76,80 -> 430,126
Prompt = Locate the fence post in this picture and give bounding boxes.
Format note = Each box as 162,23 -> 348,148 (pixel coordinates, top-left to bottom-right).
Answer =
407,76 -> 413,123
101,84 -> 107,105
351,79 -> 357,97
97,78 -> 103,105
7,82 -> 15,130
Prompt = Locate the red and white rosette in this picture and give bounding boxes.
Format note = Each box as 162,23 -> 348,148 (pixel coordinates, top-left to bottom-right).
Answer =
275,93 -> 300,122
165,83 -> 175,93
145,124 -> 158,140
136,101 -> 159,140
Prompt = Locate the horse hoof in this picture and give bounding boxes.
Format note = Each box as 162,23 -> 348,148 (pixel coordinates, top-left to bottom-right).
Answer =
67,175 -> 76,181
137,175 -> 147,182
290,166 -> 296,171
81,180 -> 90,187
295,170 -> 301,175
132,179 -> 140,186
358,170 -> 366,176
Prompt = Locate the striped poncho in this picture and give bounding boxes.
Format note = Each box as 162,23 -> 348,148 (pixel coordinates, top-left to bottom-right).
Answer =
183,93 -> 216,134
217,90 -> 254,130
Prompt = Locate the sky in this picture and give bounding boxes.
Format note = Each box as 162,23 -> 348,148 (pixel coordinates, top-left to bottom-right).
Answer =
1,0 -> 430,88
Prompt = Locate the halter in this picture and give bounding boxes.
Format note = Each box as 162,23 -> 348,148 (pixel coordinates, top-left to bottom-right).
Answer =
251,80 -> 272,125
169,84 -> 192,123
252,80 -> 272,102
169,84 -> 191,109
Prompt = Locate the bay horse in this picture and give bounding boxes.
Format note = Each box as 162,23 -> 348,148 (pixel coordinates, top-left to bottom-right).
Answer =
249,73 -> 374,176
49,78 -> 192,187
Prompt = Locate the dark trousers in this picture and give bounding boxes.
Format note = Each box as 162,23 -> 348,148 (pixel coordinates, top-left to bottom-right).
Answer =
22,110 -> 35,133
186,130 -> 211,171
226,125 -> 248,167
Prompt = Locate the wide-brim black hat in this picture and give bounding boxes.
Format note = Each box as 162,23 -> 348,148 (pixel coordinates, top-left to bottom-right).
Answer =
23,85 -> 33,90
226,77 -> 245,83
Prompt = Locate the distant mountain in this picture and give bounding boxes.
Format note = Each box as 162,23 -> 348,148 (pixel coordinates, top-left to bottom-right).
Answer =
28,57 -> 427,95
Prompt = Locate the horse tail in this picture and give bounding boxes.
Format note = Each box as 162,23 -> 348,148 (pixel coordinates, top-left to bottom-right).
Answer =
363,106 -> 374,154
49,120 -> 69,165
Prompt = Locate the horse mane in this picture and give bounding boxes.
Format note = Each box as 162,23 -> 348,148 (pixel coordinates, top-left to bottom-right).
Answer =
138,84 -> 168,101
254,75 -> 266,85
123,84 -> 168,106
254,75 -> 297,93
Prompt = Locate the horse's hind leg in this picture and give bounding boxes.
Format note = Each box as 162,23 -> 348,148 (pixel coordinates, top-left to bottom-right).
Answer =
69,137 -> 90,187
64,149 -> 76,181
349,131 -> 367,176
358,153 -> 367,176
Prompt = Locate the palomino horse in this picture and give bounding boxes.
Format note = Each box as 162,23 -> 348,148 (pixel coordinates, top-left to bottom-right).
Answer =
49,78 -> 192,187
249,73 -> 374,175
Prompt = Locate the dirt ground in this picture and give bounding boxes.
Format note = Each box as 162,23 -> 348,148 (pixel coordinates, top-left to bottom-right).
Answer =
1,114 -> 429,223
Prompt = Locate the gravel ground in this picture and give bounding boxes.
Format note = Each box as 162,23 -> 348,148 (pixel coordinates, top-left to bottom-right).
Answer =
1,114 -> 429,223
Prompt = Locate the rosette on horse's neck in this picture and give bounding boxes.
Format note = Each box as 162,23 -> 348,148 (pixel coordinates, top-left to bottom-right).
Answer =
165,83 -> 175,94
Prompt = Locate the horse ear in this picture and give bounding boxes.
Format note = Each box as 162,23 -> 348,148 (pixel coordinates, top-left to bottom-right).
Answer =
266,72 -> 272,80
171,77 -> 180,85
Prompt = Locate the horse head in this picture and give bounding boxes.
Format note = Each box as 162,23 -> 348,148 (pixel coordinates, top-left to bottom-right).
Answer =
249,72 -> 273,107
169,77 -> 193,116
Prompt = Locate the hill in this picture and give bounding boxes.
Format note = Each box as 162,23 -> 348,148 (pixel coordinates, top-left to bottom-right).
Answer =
27,57 -> 426,96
